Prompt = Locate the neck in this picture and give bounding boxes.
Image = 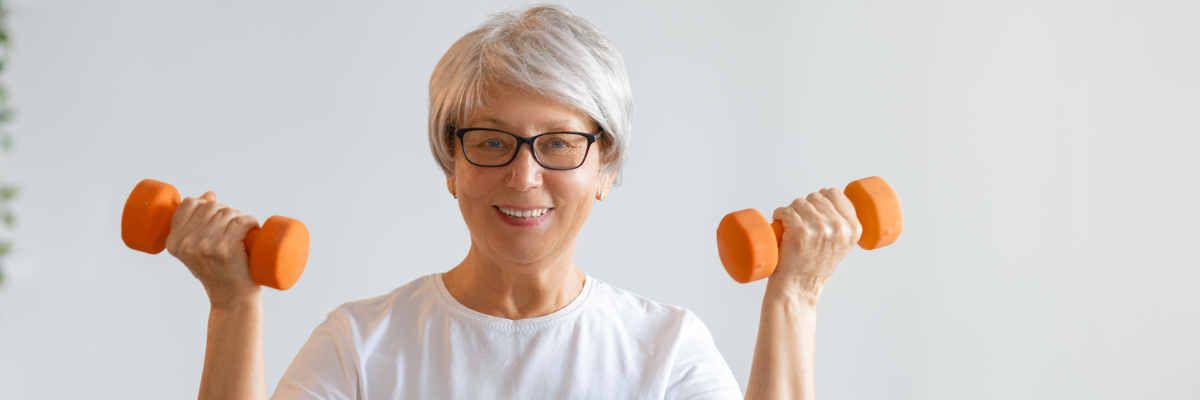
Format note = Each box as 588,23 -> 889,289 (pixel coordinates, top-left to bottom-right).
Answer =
442,243 -> 586,320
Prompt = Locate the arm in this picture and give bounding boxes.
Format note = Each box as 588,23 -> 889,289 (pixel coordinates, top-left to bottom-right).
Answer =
201,290 -> 267,400
166,191 -> 267,400
744,279 -> 818,400
743,188 -> 861,400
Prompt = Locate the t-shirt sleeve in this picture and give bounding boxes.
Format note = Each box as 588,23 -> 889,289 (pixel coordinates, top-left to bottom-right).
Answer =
664,311 -> 744,400
270,308 -> 360,400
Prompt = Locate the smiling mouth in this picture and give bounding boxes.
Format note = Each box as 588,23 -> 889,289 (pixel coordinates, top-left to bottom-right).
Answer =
495,206 -> 552,218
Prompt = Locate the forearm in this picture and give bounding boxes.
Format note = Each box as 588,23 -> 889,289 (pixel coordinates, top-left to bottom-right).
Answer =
199,289 -> 267,400
744,278 -> 818,400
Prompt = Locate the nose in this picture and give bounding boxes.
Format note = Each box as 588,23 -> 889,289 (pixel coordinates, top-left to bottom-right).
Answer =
506,143 -> 543,191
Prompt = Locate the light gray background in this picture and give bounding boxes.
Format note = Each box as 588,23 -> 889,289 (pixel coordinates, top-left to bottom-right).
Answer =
1,0 -> 1197,399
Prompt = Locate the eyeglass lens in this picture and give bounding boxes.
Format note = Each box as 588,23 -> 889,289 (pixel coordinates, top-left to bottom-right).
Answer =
462,130 -> 590,169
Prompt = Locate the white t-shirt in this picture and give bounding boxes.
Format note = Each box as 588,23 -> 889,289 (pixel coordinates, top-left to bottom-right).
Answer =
270,273 -> 743,400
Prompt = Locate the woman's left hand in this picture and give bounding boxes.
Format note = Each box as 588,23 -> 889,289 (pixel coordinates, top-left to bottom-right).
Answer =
769,187 -> 863,306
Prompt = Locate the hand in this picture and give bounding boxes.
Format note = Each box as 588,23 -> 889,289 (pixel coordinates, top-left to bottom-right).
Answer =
770,187 -> 863,305
165,191 -> 262,307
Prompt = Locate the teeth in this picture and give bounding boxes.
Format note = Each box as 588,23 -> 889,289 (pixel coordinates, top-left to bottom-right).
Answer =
499,207 -> 550,218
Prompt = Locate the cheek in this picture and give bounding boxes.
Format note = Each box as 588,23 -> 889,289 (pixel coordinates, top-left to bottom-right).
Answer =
553,171 -> 596,199
555,174 -> 598,221
453,158 -> 483,193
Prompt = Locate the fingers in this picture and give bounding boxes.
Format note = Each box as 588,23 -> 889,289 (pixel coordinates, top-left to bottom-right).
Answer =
169,195 -> 200,245
809,189 -> 857,244
807,190 -> 837,218
821,188 -> 862,242
768,188 -> 862,297
184,197 -> 221,240
790,196 -> 826,231
773,189 -> 859,244
772,196 -> 822,227
222,215 -> 260,253
168,194 -> 203,255
772,205 -> 805,233
201,206 -> 244,261
166,191 -> 225,257
224,215 -> 260,238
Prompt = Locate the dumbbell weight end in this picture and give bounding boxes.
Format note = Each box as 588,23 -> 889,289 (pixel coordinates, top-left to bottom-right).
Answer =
121,179 -> 182,255
716,209 -> 784,284
246,216 -> 309,291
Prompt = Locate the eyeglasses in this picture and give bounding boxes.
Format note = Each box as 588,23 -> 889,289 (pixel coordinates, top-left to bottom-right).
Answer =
454,127 -> 601,170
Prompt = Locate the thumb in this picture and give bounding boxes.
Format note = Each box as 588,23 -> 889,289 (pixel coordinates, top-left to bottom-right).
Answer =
200,191 -> 216,202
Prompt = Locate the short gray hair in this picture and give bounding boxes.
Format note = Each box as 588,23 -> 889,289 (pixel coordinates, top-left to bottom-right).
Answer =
428,4 -> 634,182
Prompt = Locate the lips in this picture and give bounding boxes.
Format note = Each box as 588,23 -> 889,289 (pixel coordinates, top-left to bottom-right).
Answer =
494,206 -> 553,227
496,206 -> 551,218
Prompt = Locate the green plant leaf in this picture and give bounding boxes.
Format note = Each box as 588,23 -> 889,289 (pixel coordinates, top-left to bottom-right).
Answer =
0,107 -> 13,123
0,241 -> 10,285
0,131 -> 10,152
0,185 -> 15,201
1,210 -> 12,228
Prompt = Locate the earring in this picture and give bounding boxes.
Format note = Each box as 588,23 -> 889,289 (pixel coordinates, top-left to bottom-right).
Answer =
596,189 -> 605,201
449,182 -> 457,199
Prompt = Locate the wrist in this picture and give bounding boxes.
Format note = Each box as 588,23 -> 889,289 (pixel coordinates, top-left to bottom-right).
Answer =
208,286 -> 262,312
765,275 -> 822,308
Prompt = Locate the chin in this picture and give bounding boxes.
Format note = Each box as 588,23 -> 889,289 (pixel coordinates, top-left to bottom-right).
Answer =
493,240 -> 557,266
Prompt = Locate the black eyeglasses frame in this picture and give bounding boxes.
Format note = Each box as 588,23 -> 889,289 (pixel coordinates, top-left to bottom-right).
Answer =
453,127 -> 602,171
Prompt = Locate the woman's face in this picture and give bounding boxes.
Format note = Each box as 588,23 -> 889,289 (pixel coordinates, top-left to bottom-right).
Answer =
450,84 -> 613,268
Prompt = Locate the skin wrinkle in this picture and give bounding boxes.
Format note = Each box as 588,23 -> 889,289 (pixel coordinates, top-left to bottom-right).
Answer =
442,83 -> 613,321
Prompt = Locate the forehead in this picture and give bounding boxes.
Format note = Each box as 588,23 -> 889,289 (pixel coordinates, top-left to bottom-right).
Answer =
462,84 -> 595,133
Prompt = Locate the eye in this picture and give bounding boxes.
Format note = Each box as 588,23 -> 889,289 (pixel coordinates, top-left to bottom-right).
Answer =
485,140 -> 504,148
547,140 -> 568,148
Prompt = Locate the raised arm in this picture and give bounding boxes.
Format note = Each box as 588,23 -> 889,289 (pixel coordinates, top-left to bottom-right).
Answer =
744,188 -> 861,400
166,191 -> 267,400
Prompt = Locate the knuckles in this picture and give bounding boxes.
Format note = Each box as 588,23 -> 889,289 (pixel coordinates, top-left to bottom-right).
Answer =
818,222 -> 835,238
216,207 -> 238,218
788,198 -> 810,211
196,201 -> 219,214
212,242 -> 236,262
194,238 -> 216,257
164,195 -> 253,279
783,190 -> 859,244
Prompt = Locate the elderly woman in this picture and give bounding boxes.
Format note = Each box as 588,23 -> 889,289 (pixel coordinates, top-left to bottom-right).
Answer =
170,5 -> 861,400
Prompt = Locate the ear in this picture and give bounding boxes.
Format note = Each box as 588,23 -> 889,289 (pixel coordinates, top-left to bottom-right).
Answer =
446,175 -> 456,197
597,170 -> 616,199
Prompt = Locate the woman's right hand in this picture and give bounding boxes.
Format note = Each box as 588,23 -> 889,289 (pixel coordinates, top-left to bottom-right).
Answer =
166,191 -> 262,306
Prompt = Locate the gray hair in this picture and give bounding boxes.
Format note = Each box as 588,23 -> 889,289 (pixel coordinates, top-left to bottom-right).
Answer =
428,4 -> 634,183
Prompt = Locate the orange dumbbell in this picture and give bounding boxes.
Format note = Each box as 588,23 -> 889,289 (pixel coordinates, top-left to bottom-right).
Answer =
716,176 -> 902,283
121,179 -> 310,290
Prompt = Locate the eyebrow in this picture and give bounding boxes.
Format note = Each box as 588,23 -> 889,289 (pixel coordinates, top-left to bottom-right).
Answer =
471,116 -> 583,132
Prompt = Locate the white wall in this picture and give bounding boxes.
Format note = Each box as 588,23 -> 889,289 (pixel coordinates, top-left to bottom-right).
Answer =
1,0 -> 1197,398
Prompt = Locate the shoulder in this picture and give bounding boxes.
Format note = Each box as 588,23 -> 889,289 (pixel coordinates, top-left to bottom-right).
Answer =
585,276 -> 704,334
320,274 -> 442,332
588,276 -> 688,315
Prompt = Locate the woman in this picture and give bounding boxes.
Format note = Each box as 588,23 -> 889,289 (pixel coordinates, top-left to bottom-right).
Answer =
168,5 -> 862,400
